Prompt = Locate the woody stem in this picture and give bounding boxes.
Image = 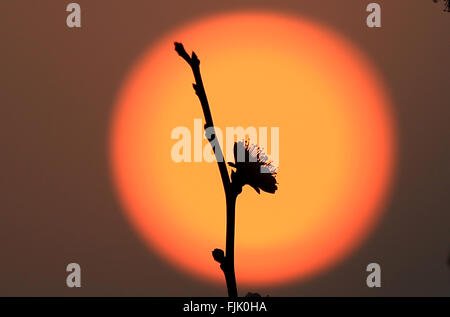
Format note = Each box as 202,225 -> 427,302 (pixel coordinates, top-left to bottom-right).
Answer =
224,189 -> 238,297
174,42 -> 238,297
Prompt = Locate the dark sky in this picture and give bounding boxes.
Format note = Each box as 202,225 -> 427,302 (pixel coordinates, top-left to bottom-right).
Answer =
0,0 -> 449,296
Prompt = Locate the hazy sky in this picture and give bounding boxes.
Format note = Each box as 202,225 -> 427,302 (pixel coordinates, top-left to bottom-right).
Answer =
0,0 -> 449,296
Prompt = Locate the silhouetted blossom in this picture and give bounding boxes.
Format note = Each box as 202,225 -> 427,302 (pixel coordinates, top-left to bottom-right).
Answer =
228,140 -> 278,194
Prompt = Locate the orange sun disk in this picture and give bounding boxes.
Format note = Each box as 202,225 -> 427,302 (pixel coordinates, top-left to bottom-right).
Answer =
110,11 -> 396,287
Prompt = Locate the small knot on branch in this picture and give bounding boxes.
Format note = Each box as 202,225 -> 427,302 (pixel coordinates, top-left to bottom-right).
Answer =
212,248 -> 225,264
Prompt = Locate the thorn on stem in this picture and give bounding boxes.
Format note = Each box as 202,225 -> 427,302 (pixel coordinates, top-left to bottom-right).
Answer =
191,52 -> 200,65
245,292 -> 262,297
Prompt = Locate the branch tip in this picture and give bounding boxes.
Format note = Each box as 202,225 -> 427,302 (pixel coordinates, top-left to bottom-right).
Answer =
174,41 -> 191,61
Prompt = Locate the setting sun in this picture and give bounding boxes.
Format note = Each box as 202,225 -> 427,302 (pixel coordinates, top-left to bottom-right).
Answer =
110,11 -> 396,287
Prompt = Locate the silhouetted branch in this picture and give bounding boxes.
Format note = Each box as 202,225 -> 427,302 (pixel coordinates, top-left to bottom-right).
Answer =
175,42 -> 238,298
174,43 -> 215,131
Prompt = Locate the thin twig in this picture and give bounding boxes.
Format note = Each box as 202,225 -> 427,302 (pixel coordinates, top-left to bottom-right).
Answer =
174,42 -> 238,297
